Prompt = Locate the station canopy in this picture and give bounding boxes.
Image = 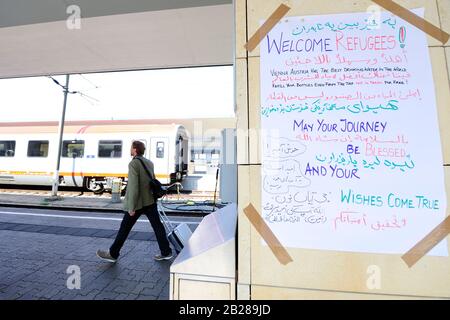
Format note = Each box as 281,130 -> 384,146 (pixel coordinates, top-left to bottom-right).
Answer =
0,0 -> 233,79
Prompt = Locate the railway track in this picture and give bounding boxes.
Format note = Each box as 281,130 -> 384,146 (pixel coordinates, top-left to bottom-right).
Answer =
0,187 -> 218,201
0,188 -> 109,198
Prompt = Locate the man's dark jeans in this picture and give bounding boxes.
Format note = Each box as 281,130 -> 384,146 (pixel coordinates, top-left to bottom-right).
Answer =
110,203 -> 171,259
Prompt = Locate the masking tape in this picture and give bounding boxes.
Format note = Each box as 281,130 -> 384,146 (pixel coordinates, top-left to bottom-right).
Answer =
244,4 -> 291,52
371,0 -> 449,44
402,215 -> 450,268
244,203 -> 293,265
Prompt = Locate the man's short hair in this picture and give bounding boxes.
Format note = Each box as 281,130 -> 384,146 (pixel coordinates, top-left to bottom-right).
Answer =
132,140 -> 146,156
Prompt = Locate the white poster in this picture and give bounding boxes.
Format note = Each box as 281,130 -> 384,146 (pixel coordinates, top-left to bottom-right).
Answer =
260,9 -> 448,255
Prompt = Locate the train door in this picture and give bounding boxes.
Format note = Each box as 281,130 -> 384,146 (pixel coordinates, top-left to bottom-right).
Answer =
0,140 -> 17,184
176,135 -> 188,178
150,137 -> 169,183
61,139 -> 85,187
181,137 -> 189,174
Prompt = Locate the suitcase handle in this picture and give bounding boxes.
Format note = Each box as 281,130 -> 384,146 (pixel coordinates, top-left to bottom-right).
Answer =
157,201 -> 175,231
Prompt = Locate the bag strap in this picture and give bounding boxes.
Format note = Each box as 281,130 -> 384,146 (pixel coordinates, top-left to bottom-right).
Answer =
135,157 -> 155,180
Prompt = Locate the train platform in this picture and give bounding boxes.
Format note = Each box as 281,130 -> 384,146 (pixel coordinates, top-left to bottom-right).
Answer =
0,191 -> 223,215
0,192 -> 123,212
0,206 -> 205,300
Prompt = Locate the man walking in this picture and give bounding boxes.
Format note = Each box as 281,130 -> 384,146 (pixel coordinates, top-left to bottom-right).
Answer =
97,140 -> 172,262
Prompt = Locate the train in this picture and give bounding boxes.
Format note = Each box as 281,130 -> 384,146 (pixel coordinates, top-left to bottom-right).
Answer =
0,120 -> 189,193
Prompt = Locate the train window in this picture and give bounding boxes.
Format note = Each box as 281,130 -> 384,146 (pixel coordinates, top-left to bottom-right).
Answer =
62,140 -> 85,158
156,141 -> 165,158
27,140 -> 49,157
0,141 -> 16,157
211,151 -> 220,159
98,140 -> 122,158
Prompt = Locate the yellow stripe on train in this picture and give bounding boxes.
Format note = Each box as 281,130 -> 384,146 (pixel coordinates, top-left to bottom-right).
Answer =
0,171 -> 170,179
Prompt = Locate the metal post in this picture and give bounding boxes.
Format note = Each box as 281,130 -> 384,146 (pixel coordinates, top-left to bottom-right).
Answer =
51,74 -> 70,198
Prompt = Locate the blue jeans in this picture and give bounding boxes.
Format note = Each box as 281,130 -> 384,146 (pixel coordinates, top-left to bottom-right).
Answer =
109,203 -> 171,259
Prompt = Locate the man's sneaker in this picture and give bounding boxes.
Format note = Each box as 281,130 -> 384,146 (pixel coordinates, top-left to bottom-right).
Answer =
96,249 -> 117,263
154,253 -> 173,261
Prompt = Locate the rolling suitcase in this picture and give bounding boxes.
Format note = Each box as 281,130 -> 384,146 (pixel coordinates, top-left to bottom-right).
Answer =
157,203 -> 192,253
